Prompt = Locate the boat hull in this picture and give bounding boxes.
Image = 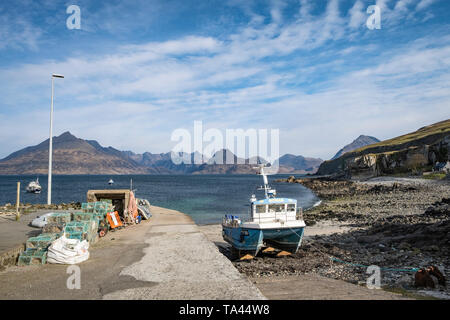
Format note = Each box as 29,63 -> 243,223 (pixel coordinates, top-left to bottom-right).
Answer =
261,227 -> 305,253
222,225 -> 263,257
26,189 -> 41,194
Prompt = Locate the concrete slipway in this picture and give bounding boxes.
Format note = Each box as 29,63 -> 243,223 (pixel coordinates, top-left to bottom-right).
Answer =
0,206 -> 265,300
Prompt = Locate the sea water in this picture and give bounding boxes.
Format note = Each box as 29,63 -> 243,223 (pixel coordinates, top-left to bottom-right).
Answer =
0,174 -> 319,224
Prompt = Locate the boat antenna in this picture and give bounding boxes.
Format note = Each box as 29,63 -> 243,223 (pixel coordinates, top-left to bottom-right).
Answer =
253,165 -> 270,199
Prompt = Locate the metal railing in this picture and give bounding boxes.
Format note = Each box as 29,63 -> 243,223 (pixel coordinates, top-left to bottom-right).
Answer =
223,207 -> 304,227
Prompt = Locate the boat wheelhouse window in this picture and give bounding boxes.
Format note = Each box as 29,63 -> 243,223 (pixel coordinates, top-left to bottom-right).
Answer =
268,204 -> 285,213
255,205 -> 266,213
287,204 -> 296,212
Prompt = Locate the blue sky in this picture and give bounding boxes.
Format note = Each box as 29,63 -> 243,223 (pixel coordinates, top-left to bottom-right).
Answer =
0,0 -> 449,160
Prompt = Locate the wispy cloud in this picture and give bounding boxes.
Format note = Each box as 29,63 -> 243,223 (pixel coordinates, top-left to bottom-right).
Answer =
0,0 -> 449,159
0,13 -> 42,50
416,0 -> 437,10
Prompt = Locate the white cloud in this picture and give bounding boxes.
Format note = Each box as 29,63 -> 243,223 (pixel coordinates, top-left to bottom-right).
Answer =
299,0 -> 313,20
348,0 -> 366,29
0,14 -> 42,51
269,0 -> 286,24
416,0 -> 437,10
0,0 -> 449,159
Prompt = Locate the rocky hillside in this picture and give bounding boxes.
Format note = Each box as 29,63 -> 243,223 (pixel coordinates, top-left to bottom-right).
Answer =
331,135 -> 380,160
0,132 -> 322,175
0,132 -> 150,175
317,119 -> 450,179
274,154 -> 323,174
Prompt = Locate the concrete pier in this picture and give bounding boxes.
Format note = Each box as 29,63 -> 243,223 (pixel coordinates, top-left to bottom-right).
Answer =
104,206 -> 265,299
0,206 -> 265,300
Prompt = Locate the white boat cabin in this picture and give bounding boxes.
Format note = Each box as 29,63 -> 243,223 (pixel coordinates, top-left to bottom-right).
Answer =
223,166 -> 305,230
250,198 -> 301,224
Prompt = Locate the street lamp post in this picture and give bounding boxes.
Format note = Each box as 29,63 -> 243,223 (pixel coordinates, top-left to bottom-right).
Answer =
47,74 -> 64,205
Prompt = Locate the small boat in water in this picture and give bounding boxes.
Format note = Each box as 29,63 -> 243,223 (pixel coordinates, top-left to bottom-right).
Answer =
26,178 -> 42,194
108,179 -> 114,185
222,166 -> 306,258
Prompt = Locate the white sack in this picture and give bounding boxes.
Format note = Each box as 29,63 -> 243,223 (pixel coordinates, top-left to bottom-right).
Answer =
31,213 -> 53,228
47,234 -> 90,265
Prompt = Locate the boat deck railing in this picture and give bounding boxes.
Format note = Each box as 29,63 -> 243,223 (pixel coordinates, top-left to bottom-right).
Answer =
223,207 -> 304,226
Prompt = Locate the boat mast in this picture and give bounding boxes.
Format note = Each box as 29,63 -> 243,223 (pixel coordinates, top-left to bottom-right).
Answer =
254,166 -> 271,199
261,167 -> 269,199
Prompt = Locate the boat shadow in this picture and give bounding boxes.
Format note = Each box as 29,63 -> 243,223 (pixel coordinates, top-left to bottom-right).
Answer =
213,239 -> 295,262
214,241 -> 235,260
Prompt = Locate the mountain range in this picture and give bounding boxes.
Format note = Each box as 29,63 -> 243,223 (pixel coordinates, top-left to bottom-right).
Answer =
0,132 -> 323,175
331,135 -> 380,160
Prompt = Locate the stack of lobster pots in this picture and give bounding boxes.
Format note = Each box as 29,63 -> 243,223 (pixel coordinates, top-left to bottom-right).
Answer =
17,201 -> 114,266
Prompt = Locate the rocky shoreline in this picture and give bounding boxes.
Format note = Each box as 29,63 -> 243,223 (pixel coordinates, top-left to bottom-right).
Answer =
231,176 -> 450,299
3,177 -> 449,299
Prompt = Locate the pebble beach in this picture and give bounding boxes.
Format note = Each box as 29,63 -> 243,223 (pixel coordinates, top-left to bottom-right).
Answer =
200,176 -> 450,299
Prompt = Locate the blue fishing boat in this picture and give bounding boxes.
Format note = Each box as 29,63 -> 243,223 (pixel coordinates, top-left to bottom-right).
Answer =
222,166 -> 306,258
222,216 -> 264,256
